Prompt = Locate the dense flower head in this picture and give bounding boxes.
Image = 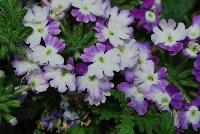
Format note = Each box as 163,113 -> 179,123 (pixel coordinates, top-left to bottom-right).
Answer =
151,19 -> 188,55
7,0 -> 200,133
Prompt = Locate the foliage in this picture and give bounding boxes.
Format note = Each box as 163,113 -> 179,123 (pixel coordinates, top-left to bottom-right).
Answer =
158,50 -> 199,101
61,21 -> 97,58
162,0 -> 196,25
0,0 -> 32,60
0,78 -> 28,123
110,0 -> 140,10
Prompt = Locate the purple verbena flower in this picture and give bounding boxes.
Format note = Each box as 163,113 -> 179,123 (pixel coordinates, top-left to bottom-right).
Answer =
44,57 -> 76,92
145,84 -> 184,111
71,0 -> 108,23
117,82 -> 148,115
183,41 -> 200,58
188,15 -> 200,40
12,46 -> 40,76
193,55 -> 200,82
77,71 -> 113,105
134,60 -> 168,93
177,97 -> 200,131
80,43 -> 120,78
151,19 -> 188,55
95,7 -> 133,47
31,34 -> 65,67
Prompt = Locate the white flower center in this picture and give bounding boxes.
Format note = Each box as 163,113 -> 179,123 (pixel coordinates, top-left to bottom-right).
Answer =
104,27 -> 115,38
145,11 -> 156,23
60,69 -> 68,77
165,34 -> 175,45
147,75 -> 156,82
98,56 -> 105,63
161,97 -> 170,105
189,43 -> 200,53
37,28 -> 45,33
88,76 -> 96,82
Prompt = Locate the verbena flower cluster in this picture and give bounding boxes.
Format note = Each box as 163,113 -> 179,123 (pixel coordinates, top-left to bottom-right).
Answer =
7,0 -> 200,132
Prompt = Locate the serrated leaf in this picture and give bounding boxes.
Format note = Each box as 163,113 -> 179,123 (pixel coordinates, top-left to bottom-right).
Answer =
91,103 -> 122,121
134,109 -> 175,134
111,89 -> 127,107
61,22 -> 97,57
116,111 -> 135,134
0,0 -> 32,60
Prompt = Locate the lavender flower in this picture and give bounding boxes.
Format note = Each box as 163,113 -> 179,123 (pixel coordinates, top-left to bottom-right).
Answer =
28,73 -> 49,93
77,71 -> 113,105
23,6 -> 61,48
188,15 -> 200,40
117,82 -> 148,115
44,58 -> 76,92
95,7 -> 133,47
193,55 -> 200,82
183,41 -> 200,58
43,0 -> 71,20
176,97 -> 200,131
122,43 -> 152,82
145,84 -> 184,111
31,34 -> 65,67
117,39 -> 139,70
23,6 -> 49,25
84,91 -> 111,106
12,47 -> 40,76
71,0 -> 107,23
80,43 -> 120,78
132,0 -> 160,32
151,19 -> 188,55
134,60 -> 168,93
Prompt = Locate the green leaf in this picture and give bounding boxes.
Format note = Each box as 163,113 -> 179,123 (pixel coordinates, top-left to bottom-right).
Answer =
67,125 -> 86,134
0,0 -> 32,60
110,0 -> 140,10
111,89 -> 127,107
116,110 -> 135,134
162,0 -> 195,25
134,110 -> 175,134
91,103 -> 122,121
61,22 -> 97,57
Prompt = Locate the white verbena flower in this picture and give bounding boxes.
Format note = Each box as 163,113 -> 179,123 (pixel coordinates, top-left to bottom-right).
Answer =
28,73 -> 49,93
44,65 -> 76,92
